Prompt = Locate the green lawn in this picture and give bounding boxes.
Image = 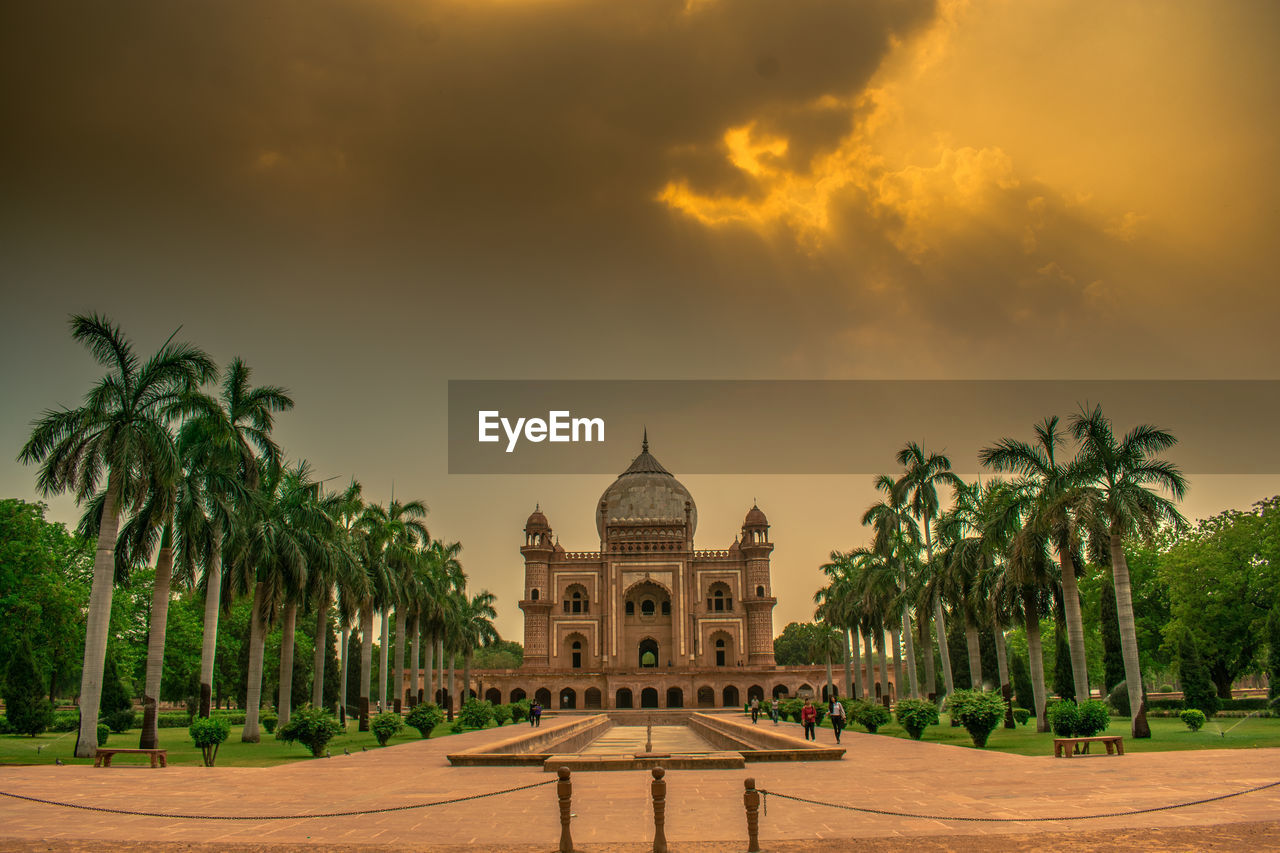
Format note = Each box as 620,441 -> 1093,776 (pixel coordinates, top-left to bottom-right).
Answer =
803,713 -> 1280,755
0,717 -> 506,767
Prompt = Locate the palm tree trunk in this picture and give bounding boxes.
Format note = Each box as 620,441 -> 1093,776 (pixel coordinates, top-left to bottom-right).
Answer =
435,636 -> 444,704
1023,588 -> 1049,733
394,606 -> 407,712
75,476 -> 122,758
278,601 -> 297,726
918,612 -> 938,701
901,605 -> 920,699
463,651 -> 473,707
1059,535 -> 1091,701
994,625 -> 1014,728
925,526 -> 956,698
242,581 -> 267,743
359,605 -> 374,730
842,628 -> 853,698
890,626 -> 903,702
338,621 -> 351,726
824,649 -> 834,702
379,609 -> 391,711
876,630 -> 889,704
964,614 -> 983,688
409,617 -> 420,708
862,628 -> 874,697
447,653 -> 456,719
1110,529 -> 1147,737
139,523 -> 173,750
423,628 -> 434,706
312,587 -> 329,709
850,630 -> 862,700
198,522 -> 224,718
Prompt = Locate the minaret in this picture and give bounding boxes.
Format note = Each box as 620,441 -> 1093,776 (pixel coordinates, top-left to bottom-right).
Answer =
519,506 -> 554,669
741,504 -> 777,666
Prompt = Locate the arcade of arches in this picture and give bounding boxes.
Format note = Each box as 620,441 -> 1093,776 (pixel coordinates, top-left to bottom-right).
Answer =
466,439 -> 897,710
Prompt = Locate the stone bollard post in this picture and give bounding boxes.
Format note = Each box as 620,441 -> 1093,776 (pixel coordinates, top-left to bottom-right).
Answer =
743,778 -> 761,852
557,766 -> 574,853
651,766 -> 668,853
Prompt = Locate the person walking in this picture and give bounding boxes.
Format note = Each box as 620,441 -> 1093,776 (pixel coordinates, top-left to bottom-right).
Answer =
801,697 -> 818,741
750,697 -> 760,724
531,701 -> 542,727
771,702 -> 780,725
829,696 -> 846,744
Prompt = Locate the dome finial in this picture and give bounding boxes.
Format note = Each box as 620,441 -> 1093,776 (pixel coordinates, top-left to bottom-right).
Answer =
642,427 -> 648,454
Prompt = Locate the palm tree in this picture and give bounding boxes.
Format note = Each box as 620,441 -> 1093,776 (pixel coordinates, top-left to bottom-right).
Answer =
181,358 -> 293,717
934,480 -> 991,687
896,442 -> 965,700
420,540 -> 464,707
330,480 -> 367,725
307,481 -> 361,715
458,589 -> 499,704
1071,404 -> 1187,736
981,416 -> 1094,702
21,314 -> 214,756
862,474 -> 922,698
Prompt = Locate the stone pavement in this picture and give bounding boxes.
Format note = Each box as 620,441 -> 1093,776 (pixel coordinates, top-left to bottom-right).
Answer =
1,714 -> 1278,851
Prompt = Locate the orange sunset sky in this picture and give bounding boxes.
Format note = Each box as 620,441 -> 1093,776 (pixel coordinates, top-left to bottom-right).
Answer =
2,0 -> 1278,639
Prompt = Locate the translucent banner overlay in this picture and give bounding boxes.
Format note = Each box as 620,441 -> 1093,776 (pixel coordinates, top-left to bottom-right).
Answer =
447,380 -> 1280,475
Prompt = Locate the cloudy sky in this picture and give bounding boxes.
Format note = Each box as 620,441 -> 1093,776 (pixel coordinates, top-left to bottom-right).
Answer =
3,0 -> 1278,640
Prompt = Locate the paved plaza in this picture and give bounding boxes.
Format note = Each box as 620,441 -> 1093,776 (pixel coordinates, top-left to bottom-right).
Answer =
1,715 -> 1278,851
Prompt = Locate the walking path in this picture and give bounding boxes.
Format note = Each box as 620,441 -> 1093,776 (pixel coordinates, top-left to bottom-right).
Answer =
2,714 -> 1278,850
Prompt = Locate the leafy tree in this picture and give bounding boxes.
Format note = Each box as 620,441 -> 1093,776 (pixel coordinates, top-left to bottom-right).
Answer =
1010,652 -> 1035,714
773,622 -> 828,665
472,640 -> 524,669
1177,630 -> 1220,717
4,639 -> 54,736
20,314 -> 215,755
100,648 -> 135,733
1159,498 -> 1280,698
1052,589 -> 1075,701
1099,576 -> 1125,694
1269,606 -> 1280,703
189,715 -> 230,766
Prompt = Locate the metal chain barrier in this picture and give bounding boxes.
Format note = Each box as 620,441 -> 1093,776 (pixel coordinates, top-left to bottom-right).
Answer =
755,778 -> 1280,823
0,777 -> 557,821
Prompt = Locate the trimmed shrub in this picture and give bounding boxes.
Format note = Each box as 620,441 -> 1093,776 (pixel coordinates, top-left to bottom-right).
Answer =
370,711 -> 404,746
458,699 -> 495,730
949,689 -> 1007,748
1180,709 -> 1206,732
1013,707 -> 1030,726
854,701 -> 891,734
1075,700 -> 1111,738
104,708 -> 136,734
1108,681 -> 1131,717
158,712 -> 191,728
96,723 -> 110,747
406,702 -> 445,738
211,711 -> 247,725
449,719 -> 464,734
1047,699 -> 1078,737
3,640 -> 54,737
276,704 -> 341,757
261,712 -> 278,735
189,715 -> 231,766
894,699 -> 940,740
51,711 -> 78,732
493,704 -> 512,726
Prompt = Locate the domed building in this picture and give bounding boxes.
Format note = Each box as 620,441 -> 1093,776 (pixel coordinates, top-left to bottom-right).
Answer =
467,435 -> 868,712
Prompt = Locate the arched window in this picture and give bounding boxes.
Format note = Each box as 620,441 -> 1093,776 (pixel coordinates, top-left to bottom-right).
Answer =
641,598 -> 655,616
661,600 -> 671,616
715,637 -> 726,667
755,585 -> 764,597
571,640 -> 582,669
708,582 -> 732,612
639,638 -> 659,668
626,600 -> 635,615
531,588 -> 539,600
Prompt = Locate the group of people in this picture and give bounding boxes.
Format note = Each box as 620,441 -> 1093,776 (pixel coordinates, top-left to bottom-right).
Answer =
748,694 -> 847,744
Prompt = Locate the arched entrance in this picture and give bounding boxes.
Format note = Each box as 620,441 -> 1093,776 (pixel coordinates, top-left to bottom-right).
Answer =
585,687 -> 602,709
722,685 -> 740,707
697,686 -> 715,707
772,684 -> 789,700
666,687 -> 684,708
747,684 -> 764,702
640,687 -> 659,708
510,687 -> 527,703
560,688 -> 577,709
535,687 -> 552,707
485,687 -> 502,704
638,638 -> 659,668
616,688 -> 634,709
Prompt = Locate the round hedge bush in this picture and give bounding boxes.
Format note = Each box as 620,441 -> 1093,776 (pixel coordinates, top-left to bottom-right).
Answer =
894,699 -> 939,740
1180,708 -> 1206,732
406,702 -> 445,738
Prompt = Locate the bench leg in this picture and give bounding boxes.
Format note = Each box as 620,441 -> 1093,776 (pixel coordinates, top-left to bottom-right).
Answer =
103,754 -> 112,767
94,756 -> 103,768
1115,741 -> 1124,756
149,754 -> 158,768
159,754 -> 167,767
1104,741 -> 1114,755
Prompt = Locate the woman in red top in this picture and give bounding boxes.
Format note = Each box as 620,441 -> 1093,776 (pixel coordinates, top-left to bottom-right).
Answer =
800,697 -> 818,741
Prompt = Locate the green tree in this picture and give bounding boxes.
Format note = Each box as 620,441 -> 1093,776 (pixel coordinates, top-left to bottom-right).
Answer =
1177,630 -> 1220,717
773,622 -> 828,665
1267,605 -> 1280,702
100,648 -> 135,732
1098,575 -> 1124,694
472,640 -> 523,670
20,314 -> 215,755
4,639 -> 54,736
1159,498 -> 1279,698
861,473 -> 923,698
1071,404 -> 1187,737
1010,651 -> 1034,713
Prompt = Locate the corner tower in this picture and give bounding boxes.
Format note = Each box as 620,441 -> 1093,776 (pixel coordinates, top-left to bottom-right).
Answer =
741,504 -> 777,666
519,506 -> 554,669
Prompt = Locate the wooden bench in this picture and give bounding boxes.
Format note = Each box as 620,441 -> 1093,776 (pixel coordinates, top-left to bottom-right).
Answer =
93,748 -> 168,768
1054,735 -> 1124,758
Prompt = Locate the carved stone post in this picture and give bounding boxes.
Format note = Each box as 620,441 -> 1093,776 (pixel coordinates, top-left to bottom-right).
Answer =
743,777 -> 761,852
557,766 -> 574,853
651,766 -> 668,853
